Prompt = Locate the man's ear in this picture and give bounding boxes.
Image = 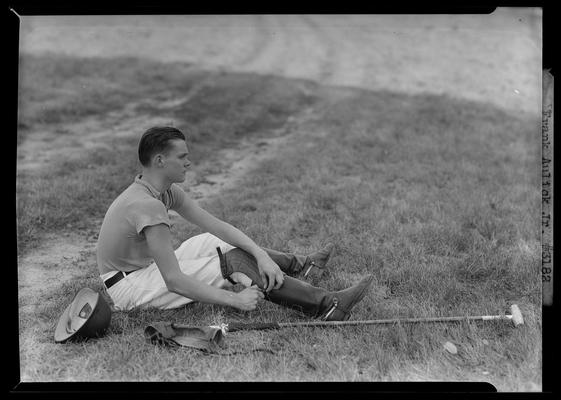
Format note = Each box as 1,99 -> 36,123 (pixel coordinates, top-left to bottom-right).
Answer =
153,154 -> 165,167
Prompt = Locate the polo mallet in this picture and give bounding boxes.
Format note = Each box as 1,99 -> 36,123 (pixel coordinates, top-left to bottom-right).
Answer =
195,304 -> 524,333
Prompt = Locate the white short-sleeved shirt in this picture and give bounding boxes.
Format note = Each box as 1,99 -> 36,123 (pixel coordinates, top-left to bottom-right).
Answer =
96,175 -> 188,275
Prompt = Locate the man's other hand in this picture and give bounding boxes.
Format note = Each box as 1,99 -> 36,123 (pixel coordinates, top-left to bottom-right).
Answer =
257,254 -> 285,292
235,285 -> 265,311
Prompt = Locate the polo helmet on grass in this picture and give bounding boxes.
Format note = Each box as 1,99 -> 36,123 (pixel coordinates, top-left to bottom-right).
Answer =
54,287 -> 112,343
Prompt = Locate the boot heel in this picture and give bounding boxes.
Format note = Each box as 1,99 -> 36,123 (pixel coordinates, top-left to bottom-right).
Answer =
319,275 -> 374,321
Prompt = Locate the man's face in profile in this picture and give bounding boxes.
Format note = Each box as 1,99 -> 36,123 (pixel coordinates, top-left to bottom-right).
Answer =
161,139 -> 191,183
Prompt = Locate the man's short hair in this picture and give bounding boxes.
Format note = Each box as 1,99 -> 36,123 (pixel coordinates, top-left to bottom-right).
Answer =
138,126 -> 186,167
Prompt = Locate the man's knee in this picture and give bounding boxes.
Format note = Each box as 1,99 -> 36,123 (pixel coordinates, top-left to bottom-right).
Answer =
219,247 -> 265,289
230,272 -> 253,287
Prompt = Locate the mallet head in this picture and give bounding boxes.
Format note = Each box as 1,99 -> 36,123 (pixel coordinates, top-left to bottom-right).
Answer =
510,304 -> 524,326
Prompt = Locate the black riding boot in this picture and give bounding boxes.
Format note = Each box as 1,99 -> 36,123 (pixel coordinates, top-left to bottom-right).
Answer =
264,274 -> 374,321
261,242 -> 335,279
260,247 -> 308,276
218,247 -> 373,321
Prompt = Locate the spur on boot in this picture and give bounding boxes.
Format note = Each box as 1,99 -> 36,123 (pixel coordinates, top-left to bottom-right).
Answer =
302,243 -> 336,279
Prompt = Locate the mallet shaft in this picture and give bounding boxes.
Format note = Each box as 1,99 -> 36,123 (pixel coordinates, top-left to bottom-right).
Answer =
224,314 -> 514,332
278,314 -> 512,328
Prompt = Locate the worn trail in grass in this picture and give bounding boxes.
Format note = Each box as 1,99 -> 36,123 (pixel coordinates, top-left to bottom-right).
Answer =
17,55 -> 540,389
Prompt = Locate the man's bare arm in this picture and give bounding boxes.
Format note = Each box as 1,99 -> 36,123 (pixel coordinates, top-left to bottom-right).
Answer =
144,223 -> 263,310
174,197 -> 285,291
176,197 -> 267,258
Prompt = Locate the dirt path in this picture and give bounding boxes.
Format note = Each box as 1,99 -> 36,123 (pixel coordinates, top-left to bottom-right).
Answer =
18,233 -> 97,313
19,11 -> 542,114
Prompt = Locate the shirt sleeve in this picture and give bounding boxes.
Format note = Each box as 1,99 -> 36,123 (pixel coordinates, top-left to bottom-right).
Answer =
167,183 -> 189,212
128,198 -> 171,235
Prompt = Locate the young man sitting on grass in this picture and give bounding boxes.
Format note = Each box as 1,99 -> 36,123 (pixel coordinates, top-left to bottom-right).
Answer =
96,126 -> 373,321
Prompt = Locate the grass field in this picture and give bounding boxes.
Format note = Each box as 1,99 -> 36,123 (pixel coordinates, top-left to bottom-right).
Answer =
17,53 -> 541,389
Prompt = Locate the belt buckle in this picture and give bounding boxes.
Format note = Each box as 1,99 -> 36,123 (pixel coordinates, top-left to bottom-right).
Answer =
104,270 -> 126,289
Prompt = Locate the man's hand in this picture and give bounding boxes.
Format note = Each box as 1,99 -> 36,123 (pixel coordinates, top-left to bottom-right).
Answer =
235,285 -> 265,310
256,253 -> 285,292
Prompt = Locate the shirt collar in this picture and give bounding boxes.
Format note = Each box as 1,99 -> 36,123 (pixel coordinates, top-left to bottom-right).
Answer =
134,174 -> 162,199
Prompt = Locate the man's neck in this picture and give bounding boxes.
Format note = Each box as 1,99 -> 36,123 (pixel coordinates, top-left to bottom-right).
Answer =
139,170 -> 171,194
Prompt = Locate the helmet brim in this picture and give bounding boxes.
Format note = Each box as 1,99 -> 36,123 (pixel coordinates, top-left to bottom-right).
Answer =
54,288 -> 100,343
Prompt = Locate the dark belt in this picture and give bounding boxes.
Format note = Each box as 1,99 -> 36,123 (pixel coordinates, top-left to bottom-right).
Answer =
104,270 -> 134,289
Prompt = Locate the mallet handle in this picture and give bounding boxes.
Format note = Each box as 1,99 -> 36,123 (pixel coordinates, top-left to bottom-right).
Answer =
226,321 -> 281,332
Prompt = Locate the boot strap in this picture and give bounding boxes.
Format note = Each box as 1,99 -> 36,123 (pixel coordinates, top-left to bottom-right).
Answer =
217,247 -> 237,285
